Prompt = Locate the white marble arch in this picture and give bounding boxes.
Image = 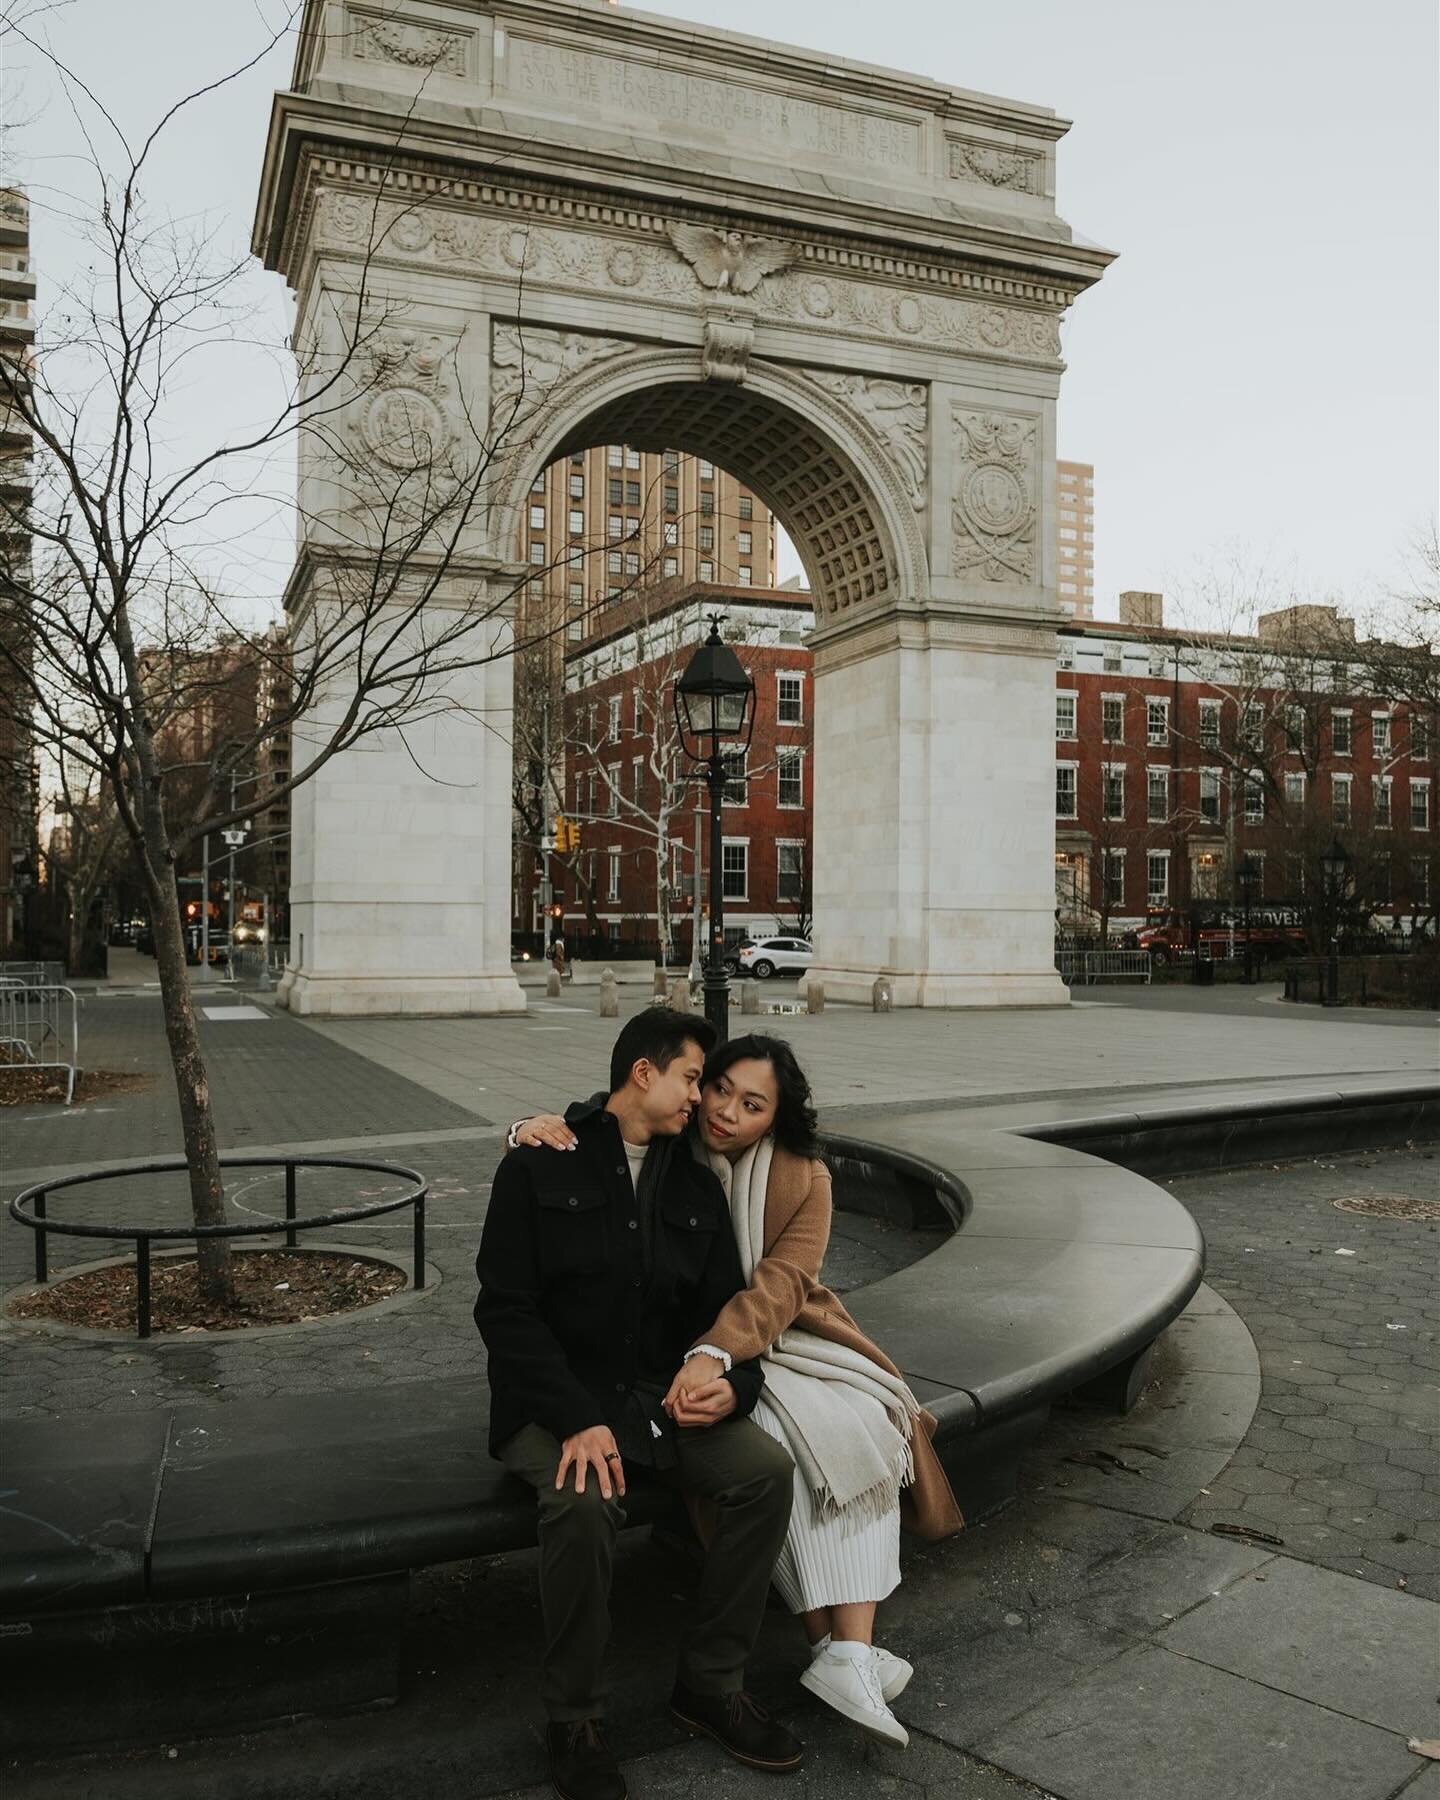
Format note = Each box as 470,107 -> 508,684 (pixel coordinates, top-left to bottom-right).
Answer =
255,0 -> 1113,1014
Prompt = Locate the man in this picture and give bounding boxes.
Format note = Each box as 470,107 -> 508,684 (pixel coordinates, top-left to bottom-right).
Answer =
476,1008 -> 803,1800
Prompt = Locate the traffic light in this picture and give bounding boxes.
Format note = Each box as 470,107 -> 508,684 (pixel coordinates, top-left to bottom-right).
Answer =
553,817 -> 582,853
185,901 -> 200,919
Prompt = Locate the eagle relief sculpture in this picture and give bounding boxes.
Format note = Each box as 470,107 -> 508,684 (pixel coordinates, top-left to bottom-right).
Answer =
666,223 -> 799,295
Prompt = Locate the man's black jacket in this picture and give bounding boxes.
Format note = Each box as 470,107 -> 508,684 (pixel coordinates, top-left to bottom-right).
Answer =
474,1098 -> 763,1458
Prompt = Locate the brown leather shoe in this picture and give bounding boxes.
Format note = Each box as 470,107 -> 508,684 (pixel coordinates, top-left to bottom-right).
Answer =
545,1718 -> 626,1800
669,1682 -> 804,1772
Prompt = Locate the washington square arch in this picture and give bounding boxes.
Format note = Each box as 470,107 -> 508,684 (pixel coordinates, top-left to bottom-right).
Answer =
253,0 -> 1113,1016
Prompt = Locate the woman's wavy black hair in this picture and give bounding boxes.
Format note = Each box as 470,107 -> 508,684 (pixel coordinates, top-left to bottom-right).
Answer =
702,1033 -> 819,1157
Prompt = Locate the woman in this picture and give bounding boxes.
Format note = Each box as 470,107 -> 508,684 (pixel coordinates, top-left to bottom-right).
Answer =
507,1033 -> 963,1746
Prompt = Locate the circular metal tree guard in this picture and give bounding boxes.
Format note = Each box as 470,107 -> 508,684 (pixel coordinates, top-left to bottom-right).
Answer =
9,1155 -> 429,1338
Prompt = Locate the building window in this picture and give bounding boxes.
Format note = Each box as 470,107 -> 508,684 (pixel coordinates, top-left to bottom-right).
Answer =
1056,764 -> 1078,819
1412,779 -> 1432,829
1147,767 -> 1168,823
1191,851 -> 1220,900
568,473 -> 584,500
607,696 -> 621,743
1411,856 -> 1431,904
1373,776 -> 1393,828
631,757 -> 643,803
531,473 -> 546,494
528,503 -> 546,531
1103,849 -> 1126,908
660,521 -> 678,548
608,478 -> 623,506
1332,772 -> 1353,825
663,556 -> 679,577
1200,769 -> 1222,822
722,753 -> 747,806
699,560 -> 714,582
1055,693 -> 1077,740
1412,714 -> 1432,760
1331,709 -> 1352,756
607,850 -> 621,903
624,480 -> 640,508
606,768 -> 620,817
1059,527 -> 1078,541
1372,713 -> 1392,758
777,842 -> 805,902
1102,643 -> 1122,674
1244,771 -> 1265,822
664,486 -> 679,513
529,541 -> 546,565
700,492 -> 715,517
736,566 -> 753,585
1284,770 -> 1306,810
776,673 -> 805,727
698,525 -> 714,551
607,549 -> 622,575
663,449 -> 679,473
607,445 -> 623,467
1147,852 -> 1170,904
1057,638 -> 1075,670
699,459 -> 714,479
1103,765 -> 1125,821
608,514 -> 624,540
1101,695 -> 1124,743
1372,852 -> 1392,907
777,749 -> 803,808
1147,698 -> 1170,746
1285,705 -> 1305,751
722,841 -> 748,901
568,509 -> 584,536
738,495 -> 753,520
624,551 -> 640,577
1242,703 -> 1264,751
737,530 -> 752,556
1059,581 -> 1078,596
1198,698 -> 1221,748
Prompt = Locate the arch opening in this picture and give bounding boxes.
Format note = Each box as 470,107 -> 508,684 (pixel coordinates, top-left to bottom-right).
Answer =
543,380 -> 900,617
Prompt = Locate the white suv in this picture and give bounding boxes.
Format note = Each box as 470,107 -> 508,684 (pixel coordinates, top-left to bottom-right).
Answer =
736,937 -> 813,979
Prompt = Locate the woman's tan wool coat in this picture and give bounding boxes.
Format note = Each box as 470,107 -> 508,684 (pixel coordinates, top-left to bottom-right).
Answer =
699,1143 -> 964,1542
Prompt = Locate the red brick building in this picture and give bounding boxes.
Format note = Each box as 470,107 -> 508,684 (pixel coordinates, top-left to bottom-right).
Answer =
1054,594 -> 1435,934
516,582 -> 815,958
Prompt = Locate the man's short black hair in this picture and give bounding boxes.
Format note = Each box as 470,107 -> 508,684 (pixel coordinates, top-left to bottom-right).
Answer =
608,1007 -> 718,1095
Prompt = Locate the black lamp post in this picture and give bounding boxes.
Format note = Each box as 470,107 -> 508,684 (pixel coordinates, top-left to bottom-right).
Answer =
674,616 -> 757,1043
1237,855 -> 1260,986
1320,837 -> 1350,1008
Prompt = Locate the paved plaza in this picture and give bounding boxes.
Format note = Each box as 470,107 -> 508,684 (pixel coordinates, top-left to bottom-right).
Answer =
2,976 -> 1437,1799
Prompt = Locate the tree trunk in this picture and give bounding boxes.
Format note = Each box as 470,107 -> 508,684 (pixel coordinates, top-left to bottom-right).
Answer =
66,892 -> 86,981
144,843 -> 234,1304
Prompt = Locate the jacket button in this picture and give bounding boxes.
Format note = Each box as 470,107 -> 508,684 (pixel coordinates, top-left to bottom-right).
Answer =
568,1197 -> 578,1208
689,1217 -> 698,1227
627,1218 -> 638,1230
615,1383 -> 625,1393
616,1165 -> 626,1176
632,1278 -> 642,1289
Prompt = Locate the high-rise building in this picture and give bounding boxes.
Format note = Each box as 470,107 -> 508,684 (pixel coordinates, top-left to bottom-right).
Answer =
1055,459 -> 1094,619
517,447 -> 777,678
0,186 -> 37,951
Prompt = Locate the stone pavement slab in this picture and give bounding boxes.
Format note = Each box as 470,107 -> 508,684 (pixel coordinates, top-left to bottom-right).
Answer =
976,1641 -> 1417,1800
1159,1555 -> 1438,1735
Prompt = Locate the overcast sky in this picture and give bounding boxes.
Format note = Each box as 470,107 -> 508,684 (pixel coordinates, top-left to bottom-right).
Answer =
6,0 -> 1437,624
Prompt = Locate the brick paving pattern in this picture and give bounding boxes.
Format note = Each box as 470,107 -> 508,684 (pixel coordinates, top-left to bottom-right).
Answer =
1171,1146 -> 1439,1600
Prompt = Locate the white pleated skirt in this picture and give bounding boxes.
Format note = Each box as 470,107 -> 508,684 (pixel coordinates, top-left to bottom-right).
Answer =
750,1394 -> 902,1613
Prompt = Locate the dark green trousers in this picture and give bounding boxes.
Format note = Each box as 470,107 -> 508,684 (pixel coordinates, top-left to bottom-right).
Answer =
499,1418 -> 794,1722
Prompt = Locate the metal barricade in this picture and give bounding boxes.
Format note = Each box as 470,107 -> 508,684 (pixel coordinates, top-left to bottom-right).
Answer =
1055,949 -> 1152,987
0,984 -> 79,1104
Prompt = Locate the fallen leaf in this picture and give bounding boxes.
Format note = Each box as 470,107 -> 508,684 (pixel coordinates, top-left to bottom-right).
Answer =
1409,1739 -> 1440,1761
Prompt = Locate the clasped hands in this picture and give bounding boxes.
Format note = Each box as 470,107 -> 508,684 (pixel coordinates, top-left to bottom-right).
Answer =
555,1359 -> 735,1496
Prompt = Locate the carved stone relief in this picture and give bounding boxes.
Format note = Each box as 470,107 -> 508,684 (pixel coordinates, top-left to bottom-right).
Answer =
316,193 -> 1063,367
349,10 -> 469,77
355,325 -> 453,470
802,373 -> 928,513
947,136 -> 1042,195
950,409 -> 1038,585
490,325 -> 636,430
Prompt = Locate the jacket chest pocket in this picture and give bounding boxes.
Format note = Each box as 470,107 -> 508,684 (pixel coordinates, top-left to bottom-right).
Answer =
537,1183 -> 609,1277
659,1194 -> 718,1286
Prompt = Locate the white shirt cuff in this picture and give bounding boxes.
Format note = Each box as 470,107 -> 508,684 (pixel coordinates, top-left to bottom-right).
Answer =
685,1343 -> 732,1373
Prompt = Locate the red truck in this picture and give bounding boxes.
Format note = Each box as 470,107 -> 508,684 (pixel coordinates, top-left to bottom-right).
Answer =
1137,910 -> 1307,966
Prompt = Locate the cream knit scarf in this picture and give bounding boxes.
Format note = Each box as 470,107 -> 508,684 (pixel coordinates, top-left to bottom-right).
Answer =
708,1134 -> 920,1526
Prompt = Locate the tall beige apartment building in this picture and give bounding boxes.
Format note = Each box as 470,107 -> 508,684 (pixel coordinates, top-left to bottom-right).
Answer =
517,448 -> 777,678
0,187 -> 36,951
1055,459 -> 1094,618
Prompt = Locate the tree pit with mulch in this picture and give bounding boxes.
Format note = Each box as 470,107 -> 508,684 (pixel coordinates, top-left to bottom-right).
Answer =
9,1248 -> 407,1333
0,1067 -> 155,1106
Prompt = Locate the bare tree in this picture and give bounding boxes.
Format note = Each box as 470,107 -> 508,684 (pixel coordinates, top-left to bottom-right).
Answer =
0,24 -> 622,1301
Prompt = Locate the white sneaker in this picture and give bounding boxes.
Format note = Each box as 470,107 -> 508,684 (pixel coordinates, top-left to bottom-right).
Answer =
800,1648 -> 909,1747
808,1637 -> 912,1703
871,1645 -> 913,1701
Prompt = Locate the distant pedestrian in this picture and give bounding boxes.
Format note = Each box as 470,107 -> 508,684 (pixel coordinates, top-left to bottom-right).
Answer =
550,934 -> 569,982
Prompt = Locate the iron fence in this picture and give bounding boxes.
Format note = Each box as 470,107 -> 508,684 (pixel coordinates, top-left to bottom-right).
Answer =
0,983 -> 79,1104
1055,948 -> 1151,986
